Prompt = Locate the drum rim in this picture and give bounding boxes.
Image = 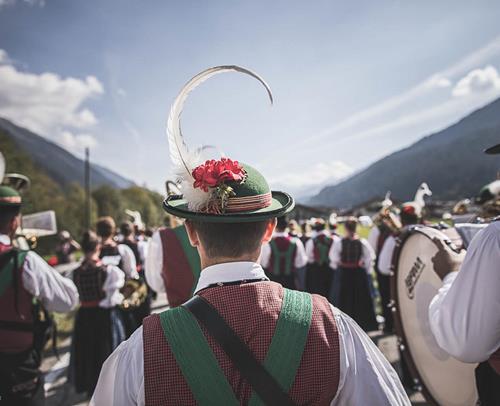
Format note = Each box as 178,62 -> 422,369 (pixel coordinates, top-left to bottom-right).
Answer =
390,225 -> 442,406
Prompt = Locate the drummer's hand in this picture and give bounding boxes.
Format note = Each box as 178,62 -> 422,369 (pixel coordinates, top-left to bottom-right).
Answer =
432,238 -> 464,280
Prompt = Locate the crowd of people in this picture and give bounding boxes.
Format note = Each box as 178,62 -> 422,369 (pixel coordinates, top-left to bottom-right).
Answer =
1,65 -> 499,406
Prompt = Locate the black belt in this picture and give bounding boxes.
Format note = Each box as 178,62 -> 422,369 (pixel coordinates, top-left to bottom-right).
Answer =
183,295 -> 296,406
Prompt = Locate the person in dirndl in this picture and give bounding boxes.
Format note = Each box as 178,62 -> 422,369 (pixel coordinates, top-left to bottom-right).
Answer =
305,218 -> 339,297
259,216 -> 307,289
329,217 -> 378,331
70,230 -> 126,397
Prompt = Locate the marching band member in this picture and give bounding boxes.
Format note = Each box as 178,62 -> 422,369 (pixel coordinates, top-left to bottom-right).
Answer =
305,218 -> 339,296
55,230 -> 80,265
120,221 -> 143,272
259,216 -> 307,289
0,185 -> 79,405
96,217 -> 138,280
91,66 -> 408,406
71,230 -> 126,398
144,221 -> 201,307
428,143 -> 500,405
96,216 -> 139,336
376,205 -> 419,332
329,217 -> 377,331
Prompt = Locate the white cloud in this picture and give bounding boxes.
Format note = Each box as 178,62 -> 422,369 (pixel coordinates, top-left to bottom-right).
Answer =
268,161 -> 353,196
287,35 -> 500,154
59,131 -> 98,152
0,0 -> 45,9
0,49 -> 10,64
0,49 -> 104,153
452,65 -> 500,97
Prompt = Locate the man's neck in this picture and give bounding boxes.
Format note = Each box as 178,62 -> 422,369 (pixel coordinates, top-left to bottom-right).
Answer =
201,254 -> 259,270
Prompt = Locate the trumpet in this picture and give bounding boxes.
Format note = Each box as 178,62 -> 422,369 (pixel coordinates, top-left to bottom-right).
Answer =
373,206 -> 402,234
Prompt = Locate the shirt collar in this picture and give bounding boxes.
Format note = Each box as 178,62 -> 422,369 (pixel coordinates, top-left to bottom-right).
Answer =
194,261 -> 268,294
0,234 -> 11,245
273,231 -> 289,237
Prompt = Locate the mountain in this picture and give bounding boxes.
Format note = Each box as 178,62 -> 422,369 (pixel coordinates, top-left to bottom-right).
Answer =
0,117 -> 134,189
311,98 -> 500,209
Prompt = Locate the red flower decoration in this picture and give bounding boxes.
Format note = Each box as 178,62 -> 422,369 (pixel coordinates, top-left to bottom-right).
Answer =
192,158 -> 246,192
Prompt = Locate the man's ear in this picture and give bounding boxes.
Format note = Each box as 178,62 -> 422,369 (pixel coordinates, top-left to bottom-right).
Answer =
10,214 -> 21,235
184,221 -> 200,247
262,218 -> 277,244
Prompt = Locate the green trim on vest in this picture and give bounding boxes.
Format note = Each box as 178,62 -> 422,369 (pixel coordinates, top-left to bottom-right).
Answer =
269,239 -> 296,276
159,288 -> 313,405
159,306 -> 239,405
314,236 -> 332,266
0,250 -> 28,297
249,289 -> 313,406
173,226 -> 201,294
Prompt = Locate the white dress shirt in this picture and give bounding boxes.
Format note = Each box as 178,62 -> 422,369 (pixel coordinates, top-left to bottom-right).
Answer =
101,243 -> 139,280
99,265 -> 125,308
329,237 -> 375,274
260,231 -> 308,269
91,262 -> 409,406
377,235 -> 396,276
144,230 -> 165,294
367,226 -> 381,252
429,221 -> 500,363
0,234 -> 79,312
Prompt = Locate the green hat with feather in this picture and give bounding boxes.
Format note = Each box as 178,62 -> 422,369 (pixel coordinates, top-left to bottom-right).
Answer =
163,66 -> 294,223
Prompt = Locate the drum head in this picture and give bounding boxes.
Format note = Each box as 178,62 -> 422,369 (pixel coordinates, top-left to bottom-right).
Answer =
392,226 -> 477,406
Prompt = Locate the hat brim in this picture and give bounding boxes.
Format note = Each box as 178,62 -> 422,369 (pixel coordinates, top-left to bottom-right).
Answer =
163,191 -> 295,223
485,143 -> 500,155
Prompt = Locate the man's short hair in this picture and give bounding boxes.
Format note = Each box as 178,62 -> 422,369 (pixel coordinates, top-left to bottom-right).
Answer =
189,220 -> 270,258
96,216 -> 116,239
0,206 -> 21,233
120,221 -> 133,237
276,216 -> 288,231
81,230 -> 99,253
344,217 -> 358,233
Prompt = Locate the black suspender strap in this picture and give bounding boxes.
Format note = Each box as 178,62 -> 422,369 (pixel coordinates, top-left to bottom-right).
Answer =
183,296 -> 297,406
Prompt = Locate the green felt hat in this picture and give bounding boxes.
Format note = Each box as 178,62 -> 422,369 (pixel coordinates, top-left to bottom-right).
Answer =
163,164 -> 294,223
0,185 -> 22,207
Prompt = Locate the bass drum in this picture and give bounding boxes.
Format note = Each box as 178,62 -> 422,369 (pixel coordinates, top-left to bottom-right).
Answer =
391,225 -> 478,406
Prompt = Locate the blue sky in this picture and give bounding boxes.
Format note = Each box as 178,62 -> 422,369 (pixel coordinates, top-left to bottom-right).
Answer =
1,0 -> 500,197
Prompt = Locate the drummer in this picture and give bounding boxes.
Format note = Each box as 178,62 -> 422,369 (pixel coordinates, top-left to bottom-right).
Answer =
428,142 -> 500,405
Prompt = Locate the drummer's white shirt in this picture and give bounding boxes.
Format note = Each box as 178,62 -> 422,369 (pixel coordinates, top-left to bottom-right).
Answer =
91,262 -> 410,406
377,235 -> 396,275
429,221 -> 500,363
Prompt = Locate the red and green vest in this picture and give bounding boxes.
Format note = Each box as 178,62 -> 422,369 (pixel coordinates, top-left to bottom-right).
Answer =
312,234 -> 334,266
0,242 -> 33,353
159,226 -> 201,308
268,236 -> 297,276
143,281 -> 340,405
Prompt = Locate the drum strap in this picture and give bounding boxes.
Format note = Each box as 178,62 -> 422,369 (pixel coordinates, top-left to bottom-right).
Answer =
159,288 -> 312,405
